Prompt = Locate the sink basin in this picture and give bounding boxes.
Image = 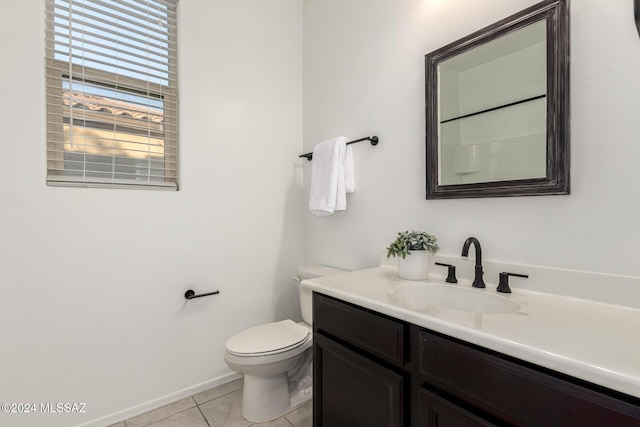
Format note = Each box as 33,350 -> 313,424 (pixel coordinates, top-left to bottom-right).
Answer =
388,282 -> 520,314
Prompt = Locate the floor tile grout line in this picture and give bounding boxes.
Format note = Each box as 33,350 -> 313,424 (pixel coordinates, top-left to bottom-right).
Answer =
128,397 -> 198,427
193,385 -> 243,406
195,404 -> 212,427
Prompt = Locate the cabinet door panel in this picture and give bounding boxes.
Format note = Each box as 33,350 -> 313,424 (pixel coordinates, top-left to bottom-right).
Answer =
314,333 -> 406,427
418,387 -> 497,427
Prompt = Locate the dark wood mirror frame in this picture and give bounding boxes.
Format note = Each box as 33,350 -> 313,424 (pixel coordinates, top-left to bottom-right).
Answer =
426,0 -> 569,199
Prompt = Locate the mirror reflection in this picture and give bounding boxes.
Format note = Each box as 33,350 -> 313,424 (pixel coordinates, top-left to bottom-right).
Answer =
439,21 -> 547,185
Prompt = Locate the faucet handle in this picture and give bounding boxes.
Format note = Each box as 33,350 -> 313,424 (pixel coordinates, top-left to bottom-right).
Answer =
497,272 -> 529,293
435,262 -> 458,283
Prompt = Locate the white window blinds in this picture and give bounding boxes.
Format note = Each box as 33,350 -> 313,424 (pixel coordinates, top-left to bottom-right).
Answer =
45,0 -> 179,190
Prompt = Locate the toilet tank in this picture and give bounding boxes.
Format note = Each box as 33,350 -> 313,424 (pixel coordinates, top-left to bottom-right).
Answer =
296,265 -> 346,325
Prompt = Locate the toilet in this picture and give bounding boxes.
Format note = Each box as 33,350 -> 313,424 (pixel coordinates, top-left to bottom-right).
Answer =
224,265 -> 345,423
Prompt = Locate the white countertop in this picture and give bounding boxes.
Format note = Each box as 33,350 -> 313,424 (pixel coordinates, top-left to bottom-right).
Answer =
301,266 -> 640,400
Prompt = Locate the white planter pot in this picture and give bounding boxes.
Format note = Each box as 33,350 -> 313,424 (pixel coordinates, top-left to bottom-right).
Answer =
397,251 -> 431,280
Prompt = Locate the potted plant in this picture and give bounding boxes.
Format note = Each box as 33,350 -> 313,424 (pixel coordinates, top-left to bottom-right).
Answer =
386,230 -> 439,280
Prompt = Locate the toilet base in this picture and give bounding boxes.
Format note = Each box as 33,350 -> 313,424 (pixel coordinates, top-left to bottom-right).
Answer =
241,373 -> 313,423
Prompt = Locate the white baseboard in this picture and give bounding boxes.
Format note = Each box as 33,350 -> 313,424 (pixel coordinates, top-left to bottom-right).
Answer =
75,372 -> 242,427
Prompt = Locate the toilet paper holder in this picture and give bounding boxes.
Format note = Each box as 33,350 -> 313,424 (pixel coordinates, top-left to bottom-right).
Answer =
184,289 -> 220,300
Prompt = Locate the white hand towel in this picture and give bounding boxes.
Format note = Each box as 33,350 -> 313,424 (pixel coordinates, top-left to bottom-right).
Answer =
344,144 -> 355,193
309,136 -> 354,216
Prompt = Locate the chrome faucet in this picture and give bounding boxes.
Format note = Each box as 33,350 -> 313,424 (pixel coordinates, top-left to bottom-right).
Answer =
461,237 -> 486,288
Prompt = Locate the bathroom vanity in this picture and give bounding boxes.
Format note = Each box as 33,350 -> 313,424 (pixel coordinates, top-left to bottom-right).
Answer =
305,267 -> 640,427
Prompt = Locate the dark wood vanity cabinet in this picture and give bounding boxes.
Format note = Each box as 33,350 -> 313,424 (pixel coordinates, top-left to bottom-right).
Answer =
417,387 -> 497,427
313,292 -> 640,427
313,293 -> 409,427
415,330 -> 640,426
313,334 -> 406,427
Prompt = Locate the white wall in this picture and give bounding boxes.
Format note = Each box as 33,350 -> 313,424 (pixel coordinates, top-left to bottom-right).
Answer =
302,0 -> 640,279
0,1 -> 302,426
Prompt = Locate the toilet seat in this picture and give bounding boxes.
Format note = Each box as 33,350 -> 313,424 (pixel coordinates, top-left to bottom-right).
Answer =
226,319 -> 310,357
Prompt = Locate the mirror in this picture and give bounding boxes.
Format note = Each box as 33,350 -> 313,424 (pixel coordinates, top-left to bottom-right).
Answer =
426,0 -> 569,199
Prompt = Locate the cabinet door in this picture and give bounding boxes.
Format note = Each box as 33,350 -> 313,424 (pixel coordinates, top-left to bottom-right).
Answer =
314,333 -> 406,427
418,387 -> 497,427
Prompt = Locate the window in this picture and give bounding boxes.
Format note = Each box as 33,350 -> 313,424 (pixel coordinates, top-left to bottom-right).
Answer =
45,0 -> 179,190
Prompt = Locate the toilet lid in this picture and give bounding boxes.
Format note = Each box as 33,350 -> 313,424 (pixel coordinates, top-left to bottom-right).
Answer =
226,319 -> 310,356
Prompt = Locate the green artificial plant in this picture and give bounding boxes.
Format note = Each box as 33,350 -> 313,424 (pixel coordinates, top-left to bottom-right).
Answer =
386,230 -> 439,259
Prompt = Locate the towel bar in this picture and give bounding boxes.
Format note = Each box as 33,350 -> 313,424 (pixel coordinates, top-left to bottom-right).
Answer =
299,136 -> 379,161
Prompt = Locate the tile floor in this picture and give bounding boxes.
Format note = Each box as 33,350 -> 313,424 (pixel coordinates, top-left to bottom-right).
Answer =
107,379 -> 312,427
